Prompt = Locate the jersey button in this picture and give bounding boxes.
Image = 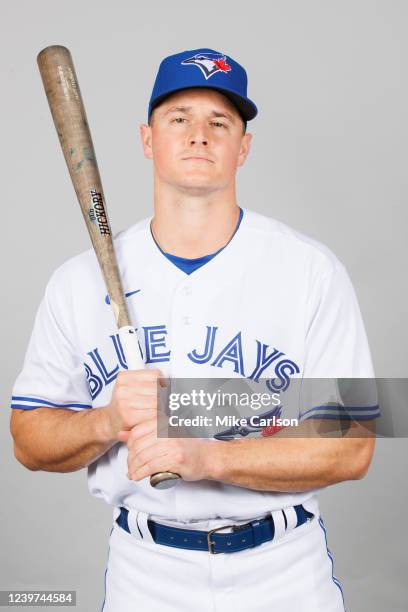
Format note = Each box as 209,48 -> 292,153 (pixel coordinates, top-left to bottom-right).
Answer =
182,316 -> 191,325
182,286 -> 192,296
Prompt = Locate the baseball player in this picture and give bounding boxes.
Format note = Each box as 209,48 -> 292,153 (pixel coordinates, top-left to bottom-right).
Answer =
10,48 -> 380,611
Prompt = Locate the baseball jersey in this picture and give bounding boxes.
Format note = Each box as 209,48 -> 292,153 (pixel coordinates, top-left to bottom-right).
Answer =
11,207 -> 380,522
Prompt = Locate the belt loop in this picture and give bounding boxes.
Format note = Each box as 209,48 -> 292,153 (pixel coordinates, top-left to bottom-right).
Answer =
126,509 -> 143,540
135,510 -> 155,543
270,509 -> 286,541
284,506 -> 298,532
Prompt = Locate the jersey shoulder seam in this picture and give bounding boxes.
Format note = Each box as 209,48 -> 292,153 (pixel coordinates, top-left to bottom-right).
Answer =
241,208 -> 345,272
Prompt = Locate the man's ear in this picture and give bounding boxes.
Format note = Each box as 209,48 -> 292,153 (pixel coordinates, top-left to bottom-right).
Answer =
237,132 -> 253,167
140,124 -> 153,159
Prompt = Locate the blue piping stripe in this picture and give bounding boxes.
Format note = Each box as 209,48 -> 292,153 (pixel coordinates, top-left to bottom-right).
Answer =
11,404 -> 88,411
11,396 -> 92,408
300,413 -> 380,421
318,517 -> 346,611
300,404 -> 380,418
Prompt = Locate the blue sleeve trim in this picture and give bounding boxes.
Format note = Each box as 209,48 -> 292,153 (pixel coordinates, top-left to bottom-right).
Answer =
299,404 -> 380,420
11,395 -> 92,409
300,413 -> 380,421
10,405 -> 91,411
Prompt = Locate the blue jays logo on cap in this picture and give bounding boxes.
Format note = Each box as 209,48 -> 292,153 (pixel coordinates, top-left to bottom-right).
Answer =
181,53 -> 231,80
148,48 -> 258,122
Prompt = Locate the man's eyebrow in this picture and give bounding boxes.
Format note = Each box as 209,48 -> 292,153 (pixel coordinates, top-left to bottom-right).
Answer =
210,110 -> 236,123
164,106 -> 192,115
163,106 -> 236,123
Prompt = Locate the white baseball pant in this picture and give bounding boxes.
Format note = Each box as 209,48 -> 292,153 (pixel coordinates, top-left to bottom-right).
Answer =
100,507 -> 346,612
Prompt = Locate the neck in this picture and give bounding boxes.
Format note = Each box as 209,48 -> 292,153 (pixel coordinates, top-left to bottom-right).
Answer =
150,179 -> 241,258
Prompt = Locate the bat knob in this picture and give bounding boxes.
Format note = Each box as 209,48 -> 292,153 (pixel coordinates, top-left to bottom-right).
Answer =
150,471 -> 181,489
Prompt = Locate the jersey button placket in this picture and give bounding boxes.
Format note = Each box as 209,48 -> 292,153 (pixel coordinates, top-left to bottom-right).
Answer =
170,283 -> 193,371
180,284 -> 192,326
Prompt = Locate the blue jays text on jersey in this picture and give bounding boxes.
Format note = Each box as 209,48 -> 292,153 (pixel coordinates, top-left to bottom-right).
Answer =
84,324 -> 301,401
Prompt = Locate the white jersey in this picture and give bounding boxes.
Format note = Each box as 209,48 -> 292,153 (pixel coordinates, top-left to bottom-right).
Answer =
11,208 -> 379,522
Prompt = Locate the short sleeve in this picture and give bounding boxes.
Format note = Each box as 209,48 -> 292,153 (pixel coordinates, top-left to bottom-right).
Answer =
299,259 -> 380,421
11,273 -> 92,411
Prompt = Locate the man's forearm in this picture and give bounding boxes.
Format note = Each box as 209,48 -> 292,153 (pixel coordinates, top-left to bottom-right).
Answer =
207,422 -> 375,492
12,407 -> 116,472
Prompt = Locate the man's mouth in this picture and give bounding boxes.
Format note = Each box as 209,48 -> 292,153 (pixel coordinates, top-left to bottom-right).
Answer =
182,156 -> 214,163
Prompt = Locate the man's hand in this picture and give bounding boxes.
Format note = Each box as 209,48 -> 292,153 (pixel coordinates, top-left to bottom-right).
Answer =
102,369 -> 167,442
117,424 -> 215,482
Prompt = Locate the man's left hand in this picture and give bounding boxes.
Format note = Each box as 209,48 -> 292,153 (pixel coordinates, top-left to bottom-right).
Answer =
117,422 -> 216,482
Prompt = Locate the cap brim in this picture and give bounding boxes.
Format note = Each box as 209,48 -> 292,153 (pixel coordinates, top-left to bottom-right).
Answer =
149,85 -> 257,122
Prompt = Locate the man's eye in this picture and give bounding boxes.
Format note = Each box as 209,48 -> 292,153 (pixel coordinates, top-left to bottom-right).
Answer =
211,121 -> 226,128
172,117 -> 186,124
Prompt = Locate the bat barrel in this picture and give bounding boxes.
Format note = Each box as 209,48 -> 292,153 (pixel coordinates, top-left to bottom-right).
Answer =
37,45 -> 130,329
37,46 -> 99,208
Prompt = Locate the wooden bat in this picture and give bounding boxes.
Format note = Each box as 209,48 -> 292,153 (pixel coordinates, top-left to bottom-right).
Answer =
37,45 -> 180,490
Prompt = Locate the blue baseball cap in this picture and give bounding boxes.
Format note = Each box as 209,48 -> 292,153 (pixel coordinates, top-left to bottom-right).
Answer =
148,48 -> 258,123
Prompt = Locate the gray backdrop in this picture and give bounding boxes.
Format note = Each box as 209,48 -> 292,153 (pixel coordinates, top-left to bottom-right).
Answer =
1,1 -> 407,610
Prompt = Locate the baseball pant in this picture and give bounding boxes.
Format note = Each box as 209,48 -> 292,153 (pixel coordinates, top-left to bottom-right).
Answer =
100,509 -> 346,612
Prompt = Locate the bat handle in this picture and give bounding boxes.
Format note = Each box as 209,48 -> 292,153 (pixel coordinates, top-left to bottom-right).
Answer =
118,326 -> 181,489
118,325 -> 145,369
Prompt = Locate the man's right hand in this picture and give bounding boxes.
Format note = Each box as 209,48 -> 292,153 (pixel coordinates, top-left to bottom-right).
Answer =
102,369 -> 167,442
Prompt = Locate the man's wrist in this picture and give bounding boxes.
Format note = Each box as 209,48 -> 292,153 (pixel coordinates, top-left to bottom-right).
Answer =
204,439 -> 228,481
94,406 -> 117,445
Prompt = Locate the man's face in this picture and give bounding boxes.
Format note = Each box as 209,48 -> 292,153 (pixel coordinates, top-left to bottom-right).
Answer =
140,89 -> 252,195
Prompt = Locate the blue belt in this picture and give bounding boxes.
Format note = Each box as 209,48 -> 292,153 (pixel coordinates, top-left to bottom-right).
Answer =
116,505 -> 314,554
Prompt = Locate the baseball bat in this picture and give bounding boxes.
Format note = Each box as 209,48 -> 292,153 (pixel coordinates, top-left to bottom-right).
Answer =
37,45 -> 180,490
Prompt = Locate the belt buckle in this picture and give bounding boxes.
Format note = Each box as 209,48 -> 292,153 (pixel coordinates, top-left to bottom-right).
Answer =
207,522 -> 250,554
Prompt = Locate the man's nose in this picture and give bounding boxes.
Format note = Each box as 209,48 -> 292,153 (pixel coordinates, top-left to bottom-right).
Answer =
190,137 -> 208,146
188,122 -> 209,146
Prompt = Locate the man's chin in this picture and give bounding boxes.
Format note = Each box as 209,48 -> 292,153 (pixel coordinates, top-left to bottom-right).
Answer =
174,180 -> 223,196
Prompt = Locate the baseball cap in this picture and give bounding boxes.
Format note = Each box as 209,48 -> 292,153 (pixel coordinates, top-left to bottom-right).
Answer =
148,48 -> 258,123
